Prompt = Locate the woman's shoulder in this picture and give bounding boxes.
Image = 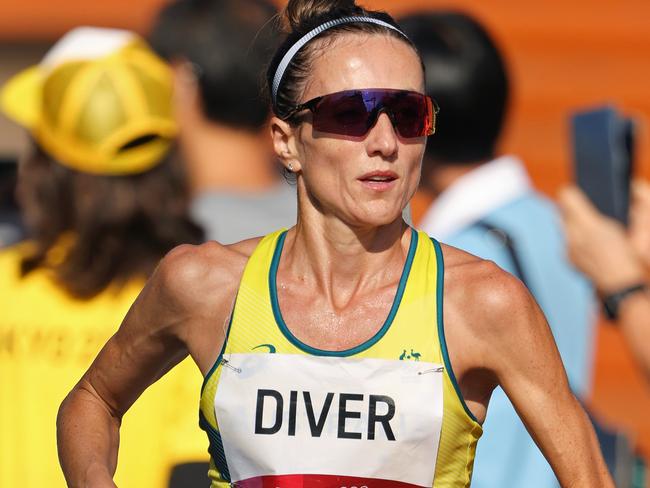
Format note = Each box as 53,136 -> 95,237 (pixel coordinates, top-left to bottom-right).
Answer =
439,241 -> 548,388
159,238 -> 261,284
145,237 -> 264,368
154,237 -> 263,310
440,242 -> 534,333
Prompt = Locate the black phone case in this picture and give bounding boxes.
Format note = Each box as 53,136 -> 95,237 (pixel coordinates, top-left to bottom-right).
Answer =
570,106 -> 635,225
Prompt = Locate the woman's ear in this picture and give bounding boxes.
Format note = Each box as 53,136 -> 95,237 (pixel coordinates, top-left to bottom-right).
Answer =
270,116 -> 302,173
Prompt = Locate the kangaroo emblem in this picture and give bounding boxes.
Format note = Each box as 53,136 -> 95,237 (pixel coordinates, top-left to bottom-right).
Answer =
399,349 -> 421,361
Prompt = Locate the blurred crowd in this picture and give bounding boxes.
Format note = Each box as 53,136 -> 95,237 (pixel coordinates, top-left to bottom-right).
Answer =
0,0 -> 649,487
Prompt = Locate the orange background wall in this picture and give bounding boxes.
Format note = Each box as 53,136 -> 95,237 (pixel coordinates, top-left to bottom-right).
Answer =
2,0 -> 650,464
2,1 -> 650,190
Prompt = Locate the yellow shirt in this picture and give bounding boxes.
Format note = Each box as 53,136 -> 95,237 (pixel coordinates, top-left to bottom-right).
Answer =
200,229 -> 483,487
0,242 -> 207,488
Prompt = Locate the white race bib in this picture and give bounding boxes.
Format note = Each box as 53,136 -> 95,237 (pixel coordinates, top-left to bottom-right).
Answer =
214,353 -> 443,487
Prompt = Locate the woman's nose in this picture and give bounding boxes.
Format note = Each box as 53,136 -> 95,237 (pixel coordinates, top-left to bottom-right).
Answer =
365,111 -> 398,159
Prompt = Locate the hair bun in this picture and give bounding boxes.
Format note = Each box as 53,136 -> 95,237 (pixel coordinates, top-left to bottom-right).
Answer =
283,0 -> 359,32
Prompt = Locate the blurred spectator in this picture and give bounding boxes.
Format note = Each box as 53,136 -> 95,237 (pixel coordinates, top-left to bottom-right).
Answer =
559,183 -> 650,379
0,27 -> 207,487
0,160 -> 24,246
401,12 -> 595,487
149,0 -> 297,244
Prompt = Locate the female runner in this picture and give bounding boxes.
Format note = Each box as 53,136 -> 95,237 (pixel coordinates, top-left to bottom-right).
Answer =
58,1 -> 613,486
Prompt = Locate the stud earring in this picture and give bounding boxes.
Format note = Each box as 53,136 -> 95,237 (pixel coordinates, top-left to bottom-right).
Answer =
288,163 -> 294,172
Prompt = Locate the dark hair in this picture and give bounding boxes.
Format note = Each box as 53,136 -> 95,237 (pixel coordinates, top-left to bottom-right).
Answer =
400,11 -> 509,164
149,0 -> 279,131
267,0 -> 420,119
18,143 -> 203,299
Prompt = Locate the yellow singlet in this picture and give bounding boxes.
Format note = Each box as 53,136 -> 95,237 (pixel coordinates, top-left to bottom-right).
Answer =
200,229 -> 482,487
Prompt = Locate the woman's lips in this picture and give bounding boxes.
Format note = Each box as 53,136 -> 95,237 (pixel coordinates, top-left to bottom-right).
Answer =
358,170 -> 398,191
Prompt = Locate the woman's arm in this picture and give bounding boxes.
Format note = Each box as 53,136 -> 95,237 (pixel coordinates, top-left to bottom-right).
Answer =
478,272 -> 612,486
57,243 -> 237,487
446,255 -> 613,487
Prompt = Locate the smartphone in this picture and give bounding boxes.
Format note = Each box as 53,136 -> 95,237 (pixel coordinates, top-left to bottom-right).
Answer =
570,106 -> 635,225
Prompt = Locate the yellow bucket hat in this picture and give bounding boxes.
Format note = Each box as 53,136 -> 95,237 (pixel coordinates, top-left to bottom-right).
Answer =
0,27 -> 178,175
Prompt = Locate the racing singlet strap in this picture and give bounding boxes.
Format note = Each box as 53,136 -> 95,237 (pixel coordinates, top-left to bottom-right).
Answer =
199,229 -> 482,487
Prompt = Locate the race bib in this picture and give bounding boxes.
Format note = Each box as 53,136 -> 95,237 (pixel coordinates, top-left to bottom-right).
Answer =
214,353 -> 443,487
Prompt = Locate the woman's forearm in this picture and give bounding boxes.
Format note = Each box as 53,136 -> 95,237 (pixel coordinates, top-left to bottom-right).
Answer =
57,381 -> 121,488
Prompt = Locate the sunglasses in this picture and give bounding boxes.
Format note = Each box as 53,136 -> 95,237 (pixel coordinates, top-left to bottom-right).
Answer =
284,89 -> 437,139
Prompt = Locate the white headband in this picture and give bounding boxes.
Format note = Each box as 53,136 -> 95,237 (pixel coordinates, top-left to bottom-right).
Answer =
271,16 -> 408,105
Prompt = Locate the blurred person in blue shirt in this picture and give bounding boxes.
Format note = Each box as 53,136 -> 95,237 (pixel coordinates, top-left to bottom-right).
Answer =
401,12 -> 595,487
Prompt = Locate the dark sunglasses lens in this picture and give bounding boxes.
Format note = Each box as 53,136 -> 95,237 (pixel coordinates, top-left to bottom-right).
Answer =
389,93 -> 430,138
308,90 -> 434,138
312,92 -> 370,137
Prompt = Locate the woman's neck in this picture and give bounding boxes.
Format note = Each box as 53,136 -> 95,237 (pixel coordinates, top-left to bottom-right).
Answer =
283,199 -> 411,303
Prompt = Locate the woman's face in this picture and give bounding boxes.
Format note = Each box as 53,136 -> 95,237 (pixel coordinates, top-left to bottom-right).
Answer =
285,34 -> 426,228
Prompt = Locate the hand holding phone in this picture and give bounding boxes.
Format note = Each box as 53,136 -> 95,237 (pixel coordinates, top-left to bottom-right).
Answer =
570,105 -> 635,225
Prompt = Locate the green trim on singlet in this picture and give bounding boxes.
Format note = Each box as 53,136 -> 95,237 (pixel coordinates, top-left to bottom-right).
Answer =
198,410 -> 231,482
269,229 -> 418,357
432,237 -> 480,424
201,313 -> 234,395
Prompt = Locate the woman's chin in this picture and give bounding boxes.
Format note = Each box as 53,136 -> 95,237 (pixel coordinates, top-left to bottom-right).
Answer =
346,204 -> 405,228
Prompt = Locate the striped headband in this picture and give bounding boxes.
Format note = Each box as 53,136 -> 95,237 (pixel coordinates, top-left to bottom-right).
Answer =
271,16 -> 409,105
